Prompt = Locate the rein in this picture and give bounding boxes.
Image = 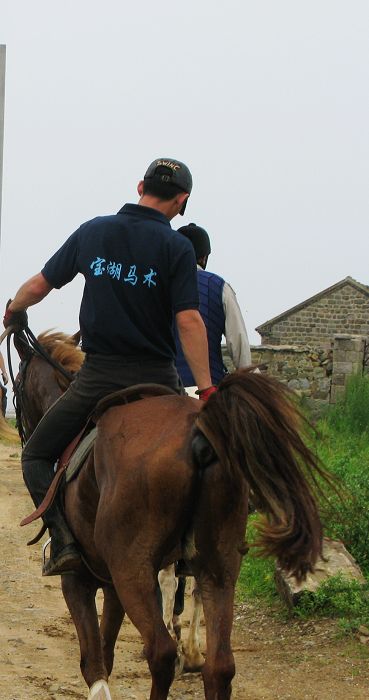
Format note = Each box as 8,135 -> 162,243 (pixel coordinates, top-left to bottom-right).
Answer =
13,326 -> 75,382
4,325 -> 76,445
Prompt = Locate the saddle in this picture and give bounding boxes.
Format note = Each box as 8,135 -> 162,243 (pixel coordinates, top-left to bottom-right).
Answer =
20,384 -> 179,541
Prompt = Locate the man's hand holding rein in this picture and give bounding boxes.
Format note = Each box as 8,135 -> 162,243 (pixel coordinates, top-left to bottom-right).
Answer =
3,299 -> 28,331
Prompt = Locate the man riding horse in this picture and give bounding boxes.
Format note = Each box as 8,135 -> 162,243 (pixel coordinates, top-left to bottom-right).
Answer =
3,157 -> 216,577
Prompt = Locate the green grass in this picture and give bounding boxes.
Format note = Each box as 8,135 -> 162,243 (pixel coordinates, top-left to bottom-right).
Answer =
316,374 -> 369,576
317,431 -> 369,574
326,372 -> 369,437
295,574 -> 369,631
236,517 -> 277,605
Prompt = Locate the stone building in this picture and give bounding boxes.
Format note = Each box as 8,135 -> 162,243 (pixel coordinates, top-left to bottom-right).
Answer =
222,276 -> 369,413
255,276 -> 369,347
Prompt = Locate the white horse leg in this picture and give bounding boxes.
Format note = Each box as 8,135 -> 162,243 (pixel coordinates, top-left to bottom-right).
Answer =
158,564 -> 178,635
88,679 -> 112,699
158,564 -> 184,676
183,579 -> 205,671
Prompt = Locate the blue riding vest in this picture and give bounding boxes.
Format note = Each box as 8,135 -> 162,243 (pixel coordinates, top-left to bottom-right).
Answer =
175,269 -> 227,386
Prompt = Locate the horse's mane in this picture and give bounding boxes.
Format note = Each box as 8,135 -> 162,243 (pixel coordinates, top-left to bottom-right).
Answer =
37,330 -> 84,390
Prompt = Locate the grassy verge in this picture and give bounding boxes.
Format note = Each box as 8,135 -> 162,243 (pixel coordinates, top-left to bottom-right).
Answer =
295,575 -> 369,632
318,374 -> 369,576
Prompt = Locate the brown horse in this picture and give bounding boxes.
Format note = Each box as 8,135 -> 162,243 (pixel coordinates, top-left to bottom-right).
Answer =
13,329 -> 329,700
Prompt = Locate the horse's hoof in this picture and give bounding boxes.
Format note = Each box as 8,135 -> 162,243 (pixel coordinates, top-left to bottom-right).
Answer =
174,646 -> 185,678
88,680 -> 112,700
183,654 -> 206,673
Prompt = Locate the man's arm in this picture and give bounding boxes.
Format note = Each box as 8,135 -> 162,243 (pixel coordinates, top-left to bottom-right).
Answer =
176,309 -> 212,391
223,282 -> 251,368
7,272 -> 53,312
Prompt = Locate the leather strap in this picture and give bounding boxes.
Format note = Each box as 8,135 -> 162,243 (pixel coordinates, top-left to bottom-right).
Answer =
20,427 -> 86,526
20,467 -> 66,526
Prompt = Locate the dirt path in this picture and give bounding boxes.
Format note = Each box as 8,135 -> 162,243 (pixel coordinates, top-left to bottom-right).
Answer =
0,439 -> 368,700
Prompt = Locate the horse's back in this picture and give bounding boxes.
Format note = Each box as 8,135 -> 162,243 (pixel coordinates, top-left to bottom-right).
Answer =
97,392 -> 200,436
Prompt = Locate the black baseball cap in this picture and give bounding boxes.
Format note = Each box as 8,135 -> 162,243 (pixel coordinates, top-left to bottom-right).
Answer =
144,158 -> 193,194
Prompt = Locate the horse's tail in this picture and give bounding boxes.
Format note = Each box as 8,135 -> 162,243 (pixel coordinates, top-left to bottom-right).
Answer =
0,411 -> 20,443
195,368 -> 330,581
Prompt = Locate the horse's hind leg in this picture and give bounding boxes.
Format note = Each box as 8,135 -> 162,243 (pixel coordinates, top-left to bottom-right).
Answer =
183,578 -> 205,672
61,573 -> 111,698
158,564 -> 184,676
198,577 -> 236,700
158,564 -> 178,637
111,563 -> 177,700
100,585 -> 125,676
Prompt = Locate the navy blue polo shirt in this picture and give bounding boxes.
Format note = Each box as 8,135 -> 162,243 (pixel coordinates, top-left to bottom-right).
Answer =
42,204 -> 199,359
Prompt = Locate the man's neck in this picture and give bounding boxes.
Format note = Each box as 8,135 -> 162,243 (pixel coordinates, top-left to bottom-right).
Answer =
138,195 -> 172,220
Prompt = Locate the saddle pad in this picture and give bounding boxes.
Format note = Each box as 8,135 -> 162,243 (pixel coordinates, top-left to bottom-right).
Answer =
66,427 -> 97,483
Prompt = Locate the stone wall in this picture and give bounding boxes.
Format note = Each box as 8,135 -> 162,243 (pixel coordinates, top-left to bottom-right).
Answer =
259,283 -> 369,347
223,333 -> 368,414
250,344 -> 332,412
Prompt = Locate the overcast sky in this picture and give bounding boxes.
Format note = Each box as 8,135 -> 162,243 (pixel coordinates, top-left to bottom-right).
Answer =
1,1 -> 368,346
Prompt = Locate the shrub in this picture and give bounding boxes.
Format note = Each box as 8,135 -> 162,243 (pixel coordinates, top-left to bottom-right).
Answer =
317,376 -> 369,575
327,372 -> 369,436
295,574 -> 369,631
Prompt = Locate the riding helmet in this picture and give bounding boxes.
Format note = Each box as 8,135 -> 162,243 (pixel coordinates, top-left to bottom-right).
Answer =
177,223 -> 211,259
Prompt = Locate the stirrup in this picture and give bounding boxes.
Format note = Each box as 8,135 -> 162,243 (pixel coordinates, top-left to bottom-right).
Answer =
42,536 -> 51,568
42,541 -> 82,577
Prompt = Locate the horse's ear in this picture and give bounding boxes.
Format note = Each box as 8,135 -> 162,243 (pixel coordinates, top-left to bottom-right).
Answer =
71,331 -> 81,347
13,331 -> 33,361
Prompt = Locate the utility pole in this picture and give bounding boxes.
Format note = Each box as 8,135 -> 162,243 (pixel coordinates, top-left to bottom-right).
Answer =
0,45 -> 6,246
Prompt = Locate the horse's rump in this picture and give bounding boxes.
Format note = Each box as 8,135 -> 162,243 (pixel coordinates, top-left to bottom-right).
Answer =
68,384 -> 183,481
66,393 -> 203,574
94,393 -> 202,522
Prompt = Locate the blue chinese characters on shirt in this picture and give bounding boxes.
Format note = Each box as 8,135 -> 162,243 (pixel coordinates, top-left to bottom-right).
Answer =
90,258 -> 157,287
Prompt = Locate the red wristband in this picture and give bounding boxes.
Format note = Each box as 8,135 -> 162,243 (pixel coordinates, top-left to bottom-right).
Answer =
197,386 -> 217,402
